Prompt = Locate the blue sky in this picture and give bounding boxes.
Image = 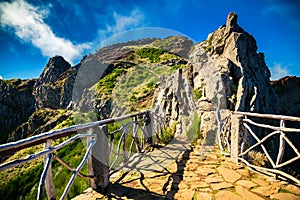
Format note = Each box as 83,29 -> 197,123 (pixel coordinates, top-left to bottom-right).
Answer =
0,0 -> 299,80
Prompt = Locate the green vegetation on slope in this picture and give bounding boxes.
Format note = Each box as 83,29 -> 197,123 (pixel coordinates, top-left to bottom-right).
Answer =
135,47 -> 166,63
0,112 -> 98,200
193,88 -> 203,100
97,68 -> 126,98
112,64 -> 176,112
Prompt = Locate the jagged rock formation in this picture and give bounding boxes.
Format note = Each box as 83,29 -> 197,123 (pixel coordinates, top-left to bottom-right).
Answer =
152,68 -> 196,136
0,79 -> 36,144
34,56 -> 76,110
186,12 -> 281,144
190,12 -> 279,114
270,76 -> 300,116
151,12 -> 283,143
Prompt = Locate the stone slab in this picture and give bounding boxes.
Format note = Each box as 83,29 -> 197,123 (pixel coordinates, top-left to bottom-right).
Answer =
251,185 -> 280,196
215,191 -> 243,200
218,166 -> 242,183
251,178 -> 269,186
270,193 -> 300,200
210,182 -> 233,190
236,185 -> 264,200
205,174 -> 224,183
284,185 -> 300,195
194,191 -> 212,200
236,180 -> 258,189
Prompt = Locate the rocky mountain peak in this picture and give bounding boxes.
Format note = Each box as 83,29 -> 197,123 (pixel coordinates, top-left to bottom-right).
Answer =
189,12 -> 278,114
225,12 -> 239,33
35,56 -> 71,85
34,56 -> 76,110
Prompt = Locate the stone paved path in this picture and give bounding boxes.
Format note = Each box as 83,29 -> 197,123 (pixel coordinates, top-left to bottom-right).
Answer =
73,139 -> 300,200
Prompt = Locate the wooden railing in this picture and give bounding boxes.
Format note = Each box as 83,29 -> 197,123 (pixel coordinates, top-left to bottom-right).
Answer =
0,110 -> 164,200
217,110 -> 300,184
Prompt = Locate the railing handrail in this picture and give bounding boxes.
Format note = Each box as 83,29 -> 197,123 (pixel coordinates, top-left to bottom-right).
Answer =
227,111 -> 300,184
0,109 -> 157,200
0,110 -> 149,155
233,111 -> 300,122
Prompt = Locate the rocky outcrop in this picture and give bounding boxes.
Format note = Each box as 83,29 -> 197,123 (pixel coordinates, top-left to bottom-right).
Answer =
151,68 -> 196,136
149,12 -> 282,142
270,76 -> 300,116
190,12 -> 279,114
0,79 -> 36,144
34,56 -> 76,110
8,109 -> 72,142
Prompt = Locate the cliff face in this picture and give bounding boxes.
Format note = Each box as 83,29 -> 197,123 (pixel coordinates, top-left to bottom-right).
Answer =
150,12 -> 283,142
34,56 -> 76,110
0,79 -> 36,144
190,12 -> 279,114
270,76 -> 300,116
151,67 -> 196,136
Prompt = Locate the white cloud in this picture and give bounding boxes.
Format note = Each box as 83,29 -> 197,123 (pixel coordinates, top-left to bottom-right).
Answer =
0,0 -> 91,64
0,75 -> 2,80
110,9 -> 145,34
270,63 -> 290,80
97,8 -> 145,47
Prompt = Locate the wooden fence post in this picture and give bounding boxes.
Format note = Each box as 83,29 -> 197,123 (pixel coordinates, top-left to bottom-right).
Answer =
133,116 -> 141,153
230,114 -> 243,163
144,111 -> 154,146
276,120 -> 286,167
44,139 -> 56,200
88,125 -> 109,190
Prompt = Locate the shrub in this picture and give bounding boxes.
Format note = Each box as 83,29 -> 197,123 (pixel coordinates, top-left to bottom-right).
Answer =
172,64 -> 185,70
186,114 -> 201,145
135,47 -> 166,63
248,151 -> 269,167
160,122 -> 177,144
193,88 -> 203,100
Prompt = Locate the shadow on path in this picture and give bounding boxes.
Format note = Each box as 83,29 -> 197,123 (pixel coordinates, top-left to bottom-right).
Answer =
97,139 -> 192,199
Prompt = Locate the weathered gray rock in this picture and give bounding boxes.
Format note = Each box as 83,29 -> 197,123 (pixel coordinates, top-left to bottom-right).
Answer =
190,12 -> 279,114
151,68 -> 196,136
